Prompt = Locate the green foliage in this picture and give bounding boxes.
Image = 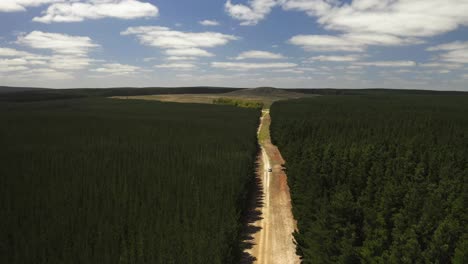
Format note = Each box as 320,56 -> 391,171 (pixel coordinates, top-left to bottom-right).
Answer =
213,97 -> 264,109
270,95 -> 468,263
0,98 -> 260,264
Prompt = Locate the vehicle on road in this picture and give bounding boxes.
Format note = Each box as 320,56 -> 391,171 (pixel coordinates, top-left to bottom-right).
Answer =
268,168 -> 272,172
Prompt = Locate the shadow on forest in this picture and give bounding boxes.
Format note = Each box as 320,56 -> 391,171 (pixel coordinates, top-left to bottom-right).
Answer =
239,157 -> 264,264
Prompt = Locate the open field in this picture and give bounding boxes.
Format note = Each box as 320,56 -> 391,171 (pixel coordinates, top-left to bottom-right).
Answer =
270,95 -> 468,263
113,87 -> 315,108
0,98 -> 260,264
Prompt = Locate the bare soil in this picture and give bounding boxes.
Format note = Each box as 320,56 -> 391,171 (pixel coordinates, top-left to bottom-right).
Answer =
240,110 -> 300,264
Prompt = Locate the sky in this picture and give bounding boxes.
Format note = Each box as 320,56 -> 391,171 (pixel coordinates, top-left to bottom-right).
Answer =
0,0 -> 468,90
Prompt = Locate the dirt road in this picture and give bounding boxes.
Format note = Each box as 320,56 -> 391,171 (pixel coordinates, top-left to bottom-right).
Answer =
241,110 -> 300,264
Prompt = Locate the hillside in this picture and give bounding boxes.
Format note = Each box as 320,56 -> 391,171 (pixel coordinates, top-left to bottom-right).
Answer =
0,86 -> 48,94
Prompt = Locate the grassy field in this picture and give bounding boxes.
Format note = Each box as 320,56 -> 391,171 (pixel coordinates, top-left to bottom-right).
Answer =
0,98 -> 260,264
270,95 -> 468,263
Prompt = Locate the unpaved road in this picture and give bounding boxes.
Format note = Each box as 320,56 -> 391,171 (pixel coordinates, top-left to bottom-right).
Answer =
241,110 -> 300,264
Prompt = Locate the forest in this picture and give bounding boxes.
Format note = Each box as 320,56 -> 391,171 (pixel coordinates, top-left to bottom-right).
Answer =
270,95 -> 468,263
0,98 -> 260,263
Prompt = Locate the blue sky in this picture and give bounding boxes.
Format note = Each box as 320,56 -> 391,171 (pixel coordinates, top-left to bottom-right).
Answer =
1,0 -> 467,90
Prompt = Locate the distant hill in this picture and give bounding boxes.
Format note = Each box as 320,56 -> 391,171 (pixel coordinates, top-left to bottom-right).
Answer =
289,88 -> 468,96
0,86 -> 48,94
0,86 -> 241,102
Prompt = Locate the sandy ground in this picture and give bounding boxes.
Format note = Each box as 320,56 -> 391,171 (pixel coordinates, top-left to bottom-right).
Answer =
241,110 -> 300,264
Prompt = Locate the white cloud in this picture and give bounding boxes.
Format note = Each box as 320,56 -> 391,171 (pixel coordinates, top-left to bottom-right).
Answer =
212,61 -> 297,70
226,1 -> 468,53
1,45 -> 94,71
0,65 -> 29,72
175,72 -> 262,81
155,63 -> 196,70
309,55 -> 361,62
122,26 -> 238,58
166,56 -> 197,61
92,63 -> 141,75
143,57 -> 158,62
289,34 -> 363,52
0,57 -> 30,72
122,26 -> 238,49
297,67 -> 317,71
282,0 -> 468,40
0,47 -> 35,57
419,62 -> 464,69
1,66 -> 74,80
175,73 -> 194,78
319,1 -> 468,38
440,50 -> 468,64
235,50 -> 285,60
427,41 -> 468,63
225,0 -> 276,25
33,0 -> 158,23
0,49 -> 49,64
0,0 -> 60,12
17,31 -> 98,55
19,68 -> 74,79
355,61 -> 416,67
427,41 -> 468,52
280,0 -> 333,17
272,68 -> 304,74
49,55 -> 93,70
347,65 -> 363,70
289,33 -> 420,52
199,20 -> 220,26
0,58 -> 29,66
165,48 -> 214,57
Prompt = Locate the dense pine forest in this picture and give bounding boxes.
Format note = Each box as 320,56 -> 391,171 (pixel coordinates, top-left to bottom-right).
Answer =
0,98 -> 260,263
270,96 -> 468,263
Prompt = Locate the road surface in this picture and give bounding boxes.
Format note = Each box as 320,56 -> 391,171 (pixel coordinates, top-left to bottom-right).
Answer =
241,110 -> 300,264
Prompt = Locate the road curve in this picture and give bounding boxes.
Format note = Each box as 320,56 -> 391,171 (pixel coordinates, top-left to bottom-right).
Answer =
241,110 -> 300,264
